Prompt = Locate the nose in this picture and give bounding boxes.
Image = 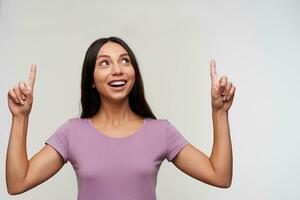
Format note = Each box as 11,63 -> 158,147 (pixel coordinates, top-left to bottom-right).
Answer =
111,63 -> 123,75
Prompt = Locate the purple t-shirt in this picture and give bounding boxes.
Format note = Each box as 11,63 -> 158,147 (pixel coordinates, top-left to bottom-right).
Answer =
45,117 -> 189,200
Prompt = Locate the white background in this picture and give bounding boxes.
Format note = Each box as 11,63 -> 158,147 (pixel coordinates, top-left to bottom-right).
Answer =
1,0 -> 299,199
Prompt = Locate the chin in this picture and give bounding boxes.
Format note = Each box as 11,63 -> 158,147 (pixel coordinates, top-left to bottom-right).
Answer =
110,96 -> 129,103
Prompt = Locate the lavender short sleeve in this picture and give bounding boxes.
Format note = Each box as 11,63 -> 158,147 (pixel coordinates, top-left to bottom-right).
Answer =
45,120 -> 70,164
165,120 -> 189,162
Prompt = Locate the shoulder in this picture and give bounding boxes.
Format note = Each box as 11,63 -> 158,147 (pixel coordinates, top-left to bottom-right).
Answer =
68,116 -> 85,123
148,118 -> 184,136
145,117 -> 175,132
56,116 -> 86,131
146,117 -> 169,126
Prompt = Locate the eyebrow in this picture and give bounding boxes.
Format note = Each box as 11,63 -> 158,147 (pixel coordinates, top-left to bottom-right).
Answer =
96,53 -> 129,60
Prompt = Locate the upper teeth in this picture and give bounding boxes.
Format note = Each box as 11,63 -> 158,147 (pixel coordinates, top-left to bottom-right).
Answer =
109,81 -> 126,85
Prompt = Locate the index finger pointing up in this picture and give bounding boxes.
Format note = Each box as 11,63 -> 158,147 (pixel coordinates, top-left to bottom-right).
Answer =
28,64 -> 37,88
210,59 -> 218,84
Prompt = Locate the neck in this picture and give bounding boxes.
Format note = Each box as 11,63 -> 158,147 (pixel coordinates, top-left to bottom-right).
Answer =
92,96 -> 141,126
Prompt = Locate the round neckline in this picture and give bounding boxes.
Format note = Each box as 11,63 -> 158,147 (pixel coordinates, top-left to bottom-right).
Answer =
86,117 -> 148,140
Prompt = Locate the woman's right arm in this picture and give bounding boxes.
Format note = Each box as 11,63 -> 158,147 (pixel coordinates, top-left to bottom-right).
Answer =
6,65 -> 65,195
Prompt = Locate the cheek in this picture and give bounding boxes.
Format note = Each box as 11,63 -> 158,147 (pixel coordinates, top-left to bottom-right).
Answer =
93,70 -> 108,85
127,67 -> 136,80
128,69 -> 136,90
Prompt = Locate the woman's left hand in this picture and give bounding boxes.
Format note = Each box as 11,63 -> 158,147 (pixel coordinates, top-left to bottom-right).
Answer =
210,59 -> 236,113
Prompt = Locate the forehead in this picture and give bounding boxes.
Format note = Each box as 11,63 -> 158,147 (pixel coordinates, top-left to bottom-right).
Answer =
97,42 -> 128,56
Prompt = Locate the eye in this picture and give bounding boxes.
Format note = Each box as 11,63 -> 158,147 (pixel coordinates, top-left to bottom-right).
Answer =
121,57 -> 130,64
99,60 -> 109,66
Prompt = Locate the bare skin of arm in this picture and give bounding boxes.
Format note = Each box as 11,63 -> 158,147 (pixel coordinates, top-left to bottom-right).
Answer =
6,64 -> 65,195
171,60 -> 236,188
172,111 -> 232,188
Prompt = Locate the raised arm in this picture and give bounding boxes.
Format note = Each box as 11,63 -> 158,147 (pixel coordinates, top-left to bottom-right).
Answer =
171,60 -> 236,188
6,65 -> 65,195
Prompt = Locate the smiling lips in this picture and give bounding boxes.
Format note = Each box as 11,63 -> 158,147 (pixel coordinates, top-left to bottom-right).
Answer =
108,79 -> 127,84
108,80 -> 127,91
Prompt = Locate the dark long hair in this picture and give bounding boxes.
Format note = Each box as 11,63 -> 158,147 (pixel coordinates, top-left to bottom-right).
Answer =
80,36 -> 156,120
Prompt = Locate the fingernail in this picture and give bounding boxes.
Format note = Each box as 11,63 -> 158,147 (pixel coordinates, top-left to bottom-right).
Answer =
20,101 -> 24,105
22,95 -> 26,100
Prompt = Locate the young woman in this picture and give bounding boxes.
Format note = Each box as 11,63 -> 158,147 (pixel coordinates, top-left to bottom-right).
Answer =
6,37 -> 236,200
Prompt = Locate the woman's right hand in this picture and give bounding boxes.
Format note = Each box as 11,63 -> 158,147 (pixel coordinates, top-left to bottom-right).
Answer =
7,64 -> 37,117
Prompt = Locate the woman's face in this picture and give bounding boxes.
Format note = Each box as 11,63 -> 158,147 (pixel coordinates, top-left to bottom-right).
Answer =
93,42 -> 135,102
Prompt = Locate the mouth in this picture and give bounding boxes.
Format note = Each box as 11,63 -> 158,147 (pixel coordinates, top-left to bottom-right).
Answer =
107,80 -> 128,90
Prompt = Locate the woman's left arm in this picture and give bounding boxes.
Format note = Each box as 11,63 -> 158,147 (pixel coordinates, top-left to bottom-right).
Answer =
171,60 -> 236,188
